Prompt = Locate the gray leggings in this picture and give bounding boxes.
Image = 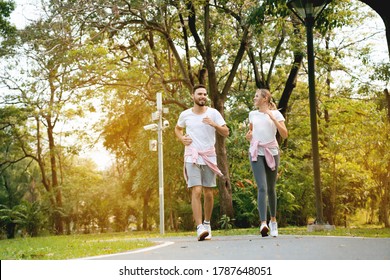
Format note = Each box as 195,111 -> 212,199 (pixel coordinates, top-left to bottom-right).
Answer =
250,154 -> 280,222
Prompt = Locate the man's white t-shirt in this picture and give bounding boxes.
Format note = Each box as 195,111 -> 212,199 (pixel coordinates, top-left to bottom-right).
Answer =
249,110 -> 285,156
177,107 -> 226,164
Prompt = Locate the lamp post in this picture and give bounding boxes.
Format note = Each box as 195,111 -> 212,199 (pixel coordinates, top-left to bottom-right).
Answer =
156,92 -> 165,235
144,92 -> 169,234
287,0 -> 330,225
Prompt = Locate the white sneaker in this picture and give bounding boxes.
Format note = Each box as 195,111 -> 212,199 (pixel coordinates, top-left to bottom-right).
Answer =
269,221 -> 278,237
196,224 -> 209,241
203,223 -> 212,240
260,223 -> 269,237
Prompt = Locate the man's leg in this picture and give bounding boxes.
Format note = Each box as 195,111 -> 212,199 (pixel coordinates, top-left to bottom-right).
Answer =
191,186 -> 203,226
192,185 -> 209,241
203,187 -> 214,222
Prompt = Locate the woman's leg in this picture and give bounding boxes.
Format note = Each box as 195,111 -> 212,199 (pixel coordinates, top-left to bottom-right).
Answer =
266,154 -> 280,221
250,156 -> 268,222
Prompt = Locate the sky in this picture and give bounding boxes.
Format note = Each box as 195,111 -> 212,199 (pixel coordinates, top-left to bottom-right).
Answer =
10,0 -> 40,29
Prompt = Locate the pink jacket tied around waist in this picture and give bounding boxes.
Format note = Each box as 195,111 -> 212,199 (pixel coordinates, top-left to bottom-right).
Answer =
249,139 -> 279,170
184,146 -> 224,179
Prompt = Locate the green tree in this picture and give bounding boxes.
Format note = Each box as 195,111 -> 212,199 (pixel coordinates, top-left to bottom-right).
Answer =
0,106 -> 35,238
62,0 -> 301,222
0,0 -> 16,56
0,5 -> 114,234
1,0 -> 388,235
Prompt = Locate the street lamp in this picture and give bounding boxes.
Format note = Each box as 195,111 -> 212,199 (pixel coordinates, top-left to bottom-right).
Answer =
144,92 -> 169,234
287,0 -> 331,225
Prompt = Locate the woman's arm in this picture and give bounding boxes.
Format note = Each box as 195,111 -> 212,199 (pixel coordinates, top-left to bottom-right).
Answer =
275,121 -> 288,139
265,110 -> 288,139
245,123 -> 253,141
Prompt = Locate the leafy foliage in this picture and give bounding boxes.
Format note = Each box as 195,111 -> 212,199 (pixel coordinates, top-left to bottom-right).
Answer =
0,0 -> 388,239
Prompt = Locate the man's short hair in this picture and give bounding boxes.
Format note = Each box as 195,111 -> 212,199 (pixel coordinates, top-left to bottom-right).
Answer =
193,84 -> 206,94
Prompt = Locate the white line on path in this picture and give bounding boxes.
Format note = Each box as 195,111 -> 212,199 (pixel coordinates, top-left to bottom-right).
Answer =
77,241 -> 175,260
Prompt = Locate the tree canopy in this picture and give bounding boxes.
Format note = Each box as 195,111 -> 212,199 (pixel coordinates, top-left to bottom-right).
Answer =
0,0 -> 388,238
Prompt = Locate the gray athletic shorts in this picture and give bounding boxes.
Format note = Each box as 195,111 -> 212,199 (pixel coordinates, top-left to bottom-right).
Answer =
185,163 -> 217,188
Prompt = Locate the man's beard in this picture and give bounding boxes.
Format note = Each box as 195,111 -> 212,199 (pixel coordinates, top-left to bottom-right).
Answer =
195,100 -> 206,106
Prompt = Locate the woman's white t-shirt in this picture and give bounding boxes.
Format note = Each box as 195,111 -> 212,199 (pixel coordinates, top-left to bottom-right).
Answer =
177,107 -> 226,164
249,110 -> 285,156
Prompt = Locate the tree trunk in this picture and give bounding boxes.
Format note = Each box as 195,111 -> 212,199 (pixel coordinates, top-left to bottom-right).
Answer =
47,118 -> 63,234
382,88 -> 389,227
6,223 -> 16,239
186,0 -> 236,219
208,64 -> 234,219
278,54 -> 303,116
381,174 -> 389,228
142,188 -> 152,230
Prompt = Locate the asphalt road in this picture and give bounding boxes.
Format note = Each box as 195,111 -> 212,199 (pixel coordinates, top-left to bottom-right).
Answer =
84,234 -> 390,260
4,234 -> 389,280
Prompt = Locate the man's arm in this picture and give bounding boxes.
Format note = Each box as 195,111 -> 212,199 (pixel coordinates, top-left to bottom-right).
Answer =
174,125 -> 184,140
215,124 -> 229,137
202,116 -> 229,137
175,125 -> 193,145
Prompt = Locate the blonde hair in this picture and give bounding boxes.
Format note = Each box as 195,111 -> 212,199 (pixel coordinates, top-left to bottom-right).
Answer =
257,88 -> 277,110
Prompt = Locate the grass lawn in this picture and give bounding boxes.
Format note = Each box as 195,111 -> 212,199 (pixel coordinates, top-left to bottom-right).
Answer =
1,226 -> 389,260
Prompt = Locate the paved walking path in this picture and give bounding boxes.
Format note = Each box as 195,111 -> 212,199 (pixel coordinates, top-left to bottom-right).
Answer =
85,234 -> 390,260
4,235 -> 389,280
